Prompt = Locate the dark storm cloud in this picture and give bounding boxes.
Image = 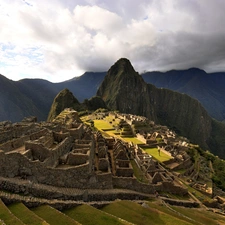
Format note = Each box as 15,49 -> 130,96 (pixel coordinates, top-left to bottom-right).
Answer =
1,0 -> 225,81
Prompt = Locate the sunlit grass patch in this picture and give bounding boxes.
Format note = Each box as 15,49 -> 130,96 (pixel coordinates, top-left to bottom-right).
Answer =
143,147 -> 172,162
94,120 -> 114,130
64,204 -> 128,225
0,199 -> 24,225
8,202 -> 49,225
102,200 -> 192,225
31,205 -> 79,225
121,137 -> 144,144
171,205 -> 225,225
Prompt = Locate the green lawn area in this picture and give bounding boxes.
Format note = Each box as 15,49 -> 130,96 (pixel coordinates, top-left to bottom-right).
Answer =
31,205 -> 79,225
171,205 -> 225,225
63,204 -> 128,225
143,147 -> 172,162
102,200 -> 192,225
8,202 -> 49,225
121,136 -> 144,144
93,119 -> 145,144
92,119 -> 172,165
94,120 -> 115,130
0,199 -> 24,225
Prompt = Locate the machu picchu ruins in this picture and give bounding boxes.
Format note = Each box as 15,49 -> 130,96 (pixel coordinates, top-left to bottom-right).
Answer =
1,107 -> 222,213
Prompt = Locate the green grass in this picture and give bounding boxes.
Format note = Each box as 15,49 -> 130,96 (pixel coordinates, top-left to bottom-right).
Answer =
179,178 -> 212,202
0,199 -> 25,225
63,204 -> 129,225
171,205 -> 225,225
102,200 -> 192,225
8,202 -> 49,225
130,159 -> 148,183
121,137 -> 144,144
94,120 -> 115,130
31,205 -> 80,225
143,147 -> 172,162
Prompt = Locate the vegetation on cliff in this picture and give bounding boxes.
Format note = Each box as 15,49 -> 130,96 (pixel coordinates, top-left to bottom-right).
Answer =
48,89 -> 107,122
47,88 -> 81,122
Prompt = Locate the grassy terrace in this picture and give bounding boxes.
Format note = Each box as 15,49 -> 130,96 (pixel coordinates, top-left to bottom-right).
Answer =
130,159 -> 149,183
31,205 -> 80,225
142,147 -> 172,163
93,120 -> 115,130
93,119 -> 143,143
102,200 -> 192,225
63,204 -> 128,225
171,205 -> 225,225
92,118 -> 173,164
0,199 -> 24,225
8,202 -> 49,225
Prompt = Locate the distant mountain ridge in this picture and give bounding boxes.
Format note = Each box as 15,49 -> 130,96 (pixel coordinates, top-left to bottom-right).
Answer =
1,66 -> 225,123
0,72 -> 106,122
142,68 -> 225,122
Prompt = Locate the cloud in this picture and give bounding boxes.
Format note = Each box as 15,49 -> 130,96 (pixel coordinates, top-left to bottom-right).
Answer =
0,0 -> 225,82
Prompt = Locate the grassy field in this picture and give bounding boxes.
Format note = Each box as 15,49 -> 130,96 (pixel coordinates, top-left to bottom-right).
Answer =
93,120 -> 115,130
31,205 -> 80,225
143,147 -> 172,162
63,204 -> 129,225
93,119 -> 144,144
171,205 -> 225,225
121,136 -> 144,144
102,200 -> 192,225
1,199 -> 224,225
8,202 -> 49,225
0,199 -> 24,225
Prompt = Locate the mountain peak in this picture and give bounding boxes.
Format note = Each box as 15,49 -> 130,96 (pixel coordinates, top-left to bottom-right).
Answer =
107,58 -> 138,78
97,58 -> 149,116
47,88 -> 80,122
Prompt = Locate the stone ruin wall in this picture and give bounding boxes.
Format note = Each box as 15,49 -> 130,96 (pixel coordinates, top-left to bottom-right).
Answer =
112,177 -> 188,196
53,131 -> 70,143
0,123 -> 115,190
0,128 -> 49,153
68,123 -> 84,139
115,160 -> 133,177
0,149 -> 113,189
0,123 -> 40,144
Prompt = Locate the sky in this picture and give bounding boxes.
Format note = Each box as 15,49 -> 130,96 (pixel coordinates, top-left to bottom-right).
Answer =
1,0 -> 225,82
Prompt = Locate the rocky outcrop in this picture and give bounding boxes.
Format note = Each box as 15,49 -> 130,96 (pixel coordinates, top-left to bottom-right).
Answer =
47,89 -> 81,122
83,96 -> 107,111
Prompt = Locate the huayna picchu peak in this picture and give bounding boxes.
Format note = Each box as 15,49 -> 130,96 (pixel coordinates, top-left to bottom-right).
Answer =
97,58 -> 224,157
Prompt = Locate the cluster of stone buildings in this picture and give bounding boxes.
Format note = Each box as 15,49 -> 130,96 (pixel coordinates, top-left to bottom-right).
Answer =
0,109 -> 190,204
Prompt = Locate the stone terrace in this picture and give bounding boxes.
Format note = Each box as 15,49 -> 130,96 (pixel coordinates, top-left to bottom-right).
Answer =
0,109 -> 188,205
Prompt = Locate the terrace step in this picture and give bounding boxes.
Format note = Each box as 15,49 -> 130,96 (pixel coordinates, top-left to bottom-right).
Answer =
0,177 -> 153,203
63,204 -> 132,225
8,202 -> 50,225
0,199 -> 25,225
31,205 -> 81,225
